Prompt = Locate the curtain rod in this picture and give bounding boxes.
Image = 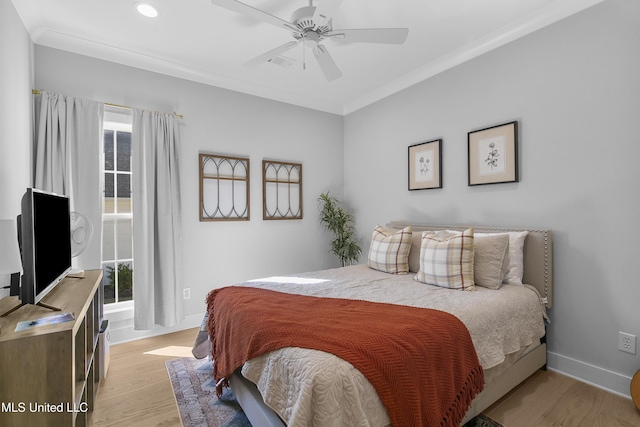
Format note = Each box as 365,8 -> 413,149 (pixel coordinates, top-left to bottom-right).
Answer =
32,89 -> 184,120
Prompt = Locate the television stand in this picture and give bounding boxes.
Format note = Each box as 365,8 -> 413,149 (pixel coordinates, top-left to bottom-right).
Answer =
0,270 -> 104,426
0,300 -> 62,317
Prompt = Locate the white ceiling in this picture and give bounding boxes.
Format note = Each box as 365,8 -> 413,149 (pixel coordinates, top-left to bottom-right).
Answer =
12,0 -> 603,115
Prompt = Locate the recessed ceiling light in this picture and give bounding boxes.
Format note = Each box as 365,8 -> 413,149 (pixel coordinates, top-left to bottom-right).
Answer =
136,3 -> 159,18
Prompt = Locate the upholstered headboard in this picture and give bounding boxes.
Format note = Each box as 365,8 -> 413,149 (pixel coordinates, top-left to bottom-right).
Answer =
386,222 -> 553,308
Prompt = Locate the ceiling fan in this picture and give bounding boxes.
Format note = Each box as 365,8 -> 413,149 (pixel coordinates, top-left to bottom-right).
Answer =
210,0 -> 409,82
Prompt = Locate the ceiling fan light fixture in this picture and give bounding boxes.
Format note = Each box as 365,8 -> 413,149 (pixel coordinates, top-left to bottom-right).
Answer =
210,0 -> 408,82
302,31 -> 320,48
136,3 -> 159,18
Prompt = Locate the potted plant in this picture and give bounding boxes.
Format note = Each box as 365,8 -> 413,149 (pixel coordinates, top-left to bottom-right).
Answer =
318,192 -> 362,267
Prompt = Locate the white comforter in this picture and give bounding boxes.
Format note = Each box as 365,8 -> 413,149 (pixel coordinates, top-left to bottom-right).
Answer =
233,264 -> 546,427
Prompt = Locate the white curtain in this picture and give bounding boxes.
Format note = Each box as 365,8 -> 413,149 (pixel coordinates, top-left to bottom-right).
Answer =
132,109 -> 184,329
34,91 -> 104,270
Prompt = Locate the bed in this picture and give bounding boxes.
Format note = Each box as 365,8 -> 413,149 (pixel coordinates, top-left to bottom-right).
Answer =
193,222 -> 553,426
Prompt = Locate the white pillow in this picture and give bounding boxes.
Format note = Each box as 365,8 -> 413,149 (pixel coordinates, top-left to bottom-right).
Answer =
480,231 -> 528,284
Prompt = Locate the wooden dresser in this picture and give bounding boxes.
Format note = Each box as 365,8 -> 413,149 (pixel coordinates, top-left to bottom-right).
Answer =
0,270 -> 103,426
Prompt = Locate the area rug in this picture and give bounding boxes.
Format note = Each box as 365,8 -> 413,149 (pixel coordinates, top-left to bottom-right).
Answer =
167,356 -> 504,427
166,356 -> 251,427
464,413 -> 505,427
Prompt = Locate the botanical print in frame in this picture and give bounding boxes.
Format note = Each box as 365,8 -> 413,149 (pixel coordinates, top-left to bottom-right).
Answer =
468,121 -> 518,186
408,139 -> 442,190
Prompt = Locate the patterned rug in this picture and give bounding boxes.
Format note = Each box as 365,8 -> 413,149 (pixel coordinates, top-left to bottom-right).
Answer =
166,357 -> 251,427
166,356 -> 504,427
463,413 -> 505,427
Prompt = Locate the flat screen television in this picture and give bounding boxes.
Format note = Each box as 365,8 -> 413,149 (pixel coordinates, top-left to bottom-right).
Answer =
16,188 -> 72,307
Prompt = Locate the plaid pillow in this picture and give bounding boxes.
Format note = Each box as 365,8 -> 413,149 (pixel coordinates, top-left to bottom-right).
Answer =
367,226 -> 412,274
414,227 -> 475,290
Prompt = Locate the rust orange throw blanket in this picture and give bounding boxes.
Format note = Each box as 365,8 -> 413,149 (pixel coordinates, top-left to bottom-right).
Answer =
207,286 -> 484,427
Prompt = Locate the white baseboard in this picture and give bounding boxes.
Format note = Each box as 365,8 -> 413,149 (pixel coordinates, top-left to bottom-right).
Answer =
106,311 -> 205,345
547,351 -> 632,399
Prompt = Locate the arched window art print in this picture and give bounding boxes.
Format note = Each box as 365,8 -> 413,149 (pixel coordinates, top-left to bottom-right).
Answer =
200,153 -> 250,221
262,160 -> 302,220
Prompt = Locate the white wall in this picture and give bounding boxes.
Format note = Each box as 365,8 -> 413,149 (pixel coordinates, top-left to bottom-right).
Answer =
0,2 -> 32,219
0,1 -> 33,297
344,0 -> 640,397
33,47 -> 344,340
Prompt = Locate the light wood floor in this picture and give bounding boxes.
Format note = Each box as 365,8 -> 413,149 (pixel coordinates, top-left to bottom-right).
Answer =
93,328 -> 640,426
92,328 -> 200,427
484,370 -> 639,426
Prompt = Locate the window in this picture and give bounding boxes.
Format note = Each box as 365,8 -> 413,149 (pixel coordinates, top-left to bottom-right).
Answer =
102,116 -> 133,305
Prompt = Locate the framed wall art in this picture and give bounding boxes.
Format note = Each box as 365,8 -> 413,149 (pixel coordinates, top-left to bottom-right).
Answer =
468,121 -> 518,186
408,139 -> 442,190
262,160 -> 302,220
200,153 -> 250,221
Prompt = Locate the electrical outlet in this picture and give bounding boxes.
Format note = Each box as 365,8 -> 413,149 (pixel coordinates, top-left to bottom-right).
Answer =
619,332 -> 636,354
183,288 -> 191,300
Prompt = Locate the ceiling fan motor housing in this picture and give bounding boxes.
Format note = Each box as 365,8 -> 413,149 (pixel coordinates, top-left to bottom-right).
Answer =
290,6 -> 332,41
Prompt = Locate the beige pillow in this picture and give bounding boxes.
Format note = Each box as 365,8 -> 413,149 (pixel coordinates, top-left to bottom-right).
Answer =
367,225 -> 412,274
480,231 -> 528,284
414,228 -> 475,290
474,234 -> 510,289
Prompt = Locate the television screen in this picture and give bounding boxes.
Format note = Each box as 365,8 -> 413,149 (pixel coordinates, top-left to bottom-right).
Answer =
20,188 -> 72,305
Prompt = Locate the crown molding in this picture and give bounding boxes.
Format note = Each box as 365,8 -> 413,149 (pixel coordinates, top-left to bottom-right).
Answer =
32,29 -> 344,115
30,0 -> 605,117
342,0 -> 606,115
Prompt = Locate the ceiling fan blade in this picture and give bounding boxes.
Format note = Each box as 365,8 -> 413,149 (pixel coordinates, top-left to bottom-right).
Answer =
313,45 -> 342,82
327,28 -> 409,44
211,0 -> 298,32
312,0 -> 344,28
244,41 -> 300,68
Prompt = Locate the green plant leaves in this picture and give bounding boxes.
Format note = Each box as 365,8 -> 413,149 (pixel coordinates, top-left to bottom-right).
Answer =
318,192 -> 362,267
